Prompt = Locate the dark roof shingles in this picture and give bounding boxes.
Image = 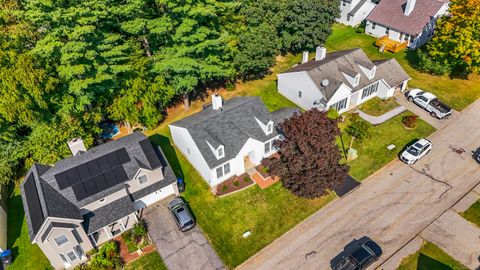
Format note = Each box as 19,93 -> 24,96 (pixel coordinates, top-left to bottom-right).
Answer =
367,0 -> 445,35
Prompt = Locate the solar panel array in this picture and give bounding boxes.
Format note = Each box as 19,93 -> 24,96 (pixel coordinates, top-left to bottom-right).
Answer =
24,174 -> 45,233
139,140 -> 162,169
55,148 -> 131,201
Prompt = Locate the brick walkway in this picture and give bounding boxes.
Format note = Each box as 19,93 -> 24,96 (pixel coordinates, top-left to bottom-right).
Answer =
250,172 -> 279,189
115,236 -> 156,264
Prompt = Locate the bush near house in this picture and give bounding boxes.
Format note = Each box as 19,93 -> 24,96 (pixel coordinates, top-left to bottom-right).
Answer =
121,220 -> 149,253
402,115 -> 419,129
75,241 -> 123,270
345,114 -> 372,141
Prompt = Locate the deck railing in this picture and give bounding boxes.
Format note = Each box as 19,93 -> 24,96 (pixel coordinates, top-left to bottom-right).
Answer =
375,35 -> 408,53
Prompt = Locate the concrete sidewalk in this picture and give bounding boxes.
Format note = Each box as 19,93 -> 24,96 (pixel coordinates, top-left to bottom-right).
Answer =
356,106 -> 406,125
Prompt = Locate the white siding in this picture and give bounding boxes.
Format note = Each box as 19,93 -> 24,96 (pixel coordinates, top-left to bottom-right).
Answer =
169,125 -> 213,184
277,72 -> 325,110
338,0 -> 376,26
326,84 -> 352,113
133,184 -> 175,210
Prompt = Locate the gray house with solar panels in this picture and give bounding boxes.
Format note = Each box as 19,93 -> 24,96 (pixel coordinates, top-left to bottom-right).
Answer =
20,132 -> 178,269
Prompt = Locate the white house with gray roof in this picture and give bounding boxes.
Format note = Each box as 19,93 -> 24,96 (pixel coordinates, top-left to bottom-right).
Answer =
20,132 -> 178,269
277,47 -> 410,113
365,0 -> 449,48
338,0 -> 379,26
169,95 -> 298,187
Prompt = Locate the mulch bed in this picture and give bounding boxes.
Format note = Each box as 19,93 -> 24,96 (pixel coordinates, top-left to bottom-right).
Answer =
215,173 -> 254,196
115,236 -> 156,264
255,164 -> 270,179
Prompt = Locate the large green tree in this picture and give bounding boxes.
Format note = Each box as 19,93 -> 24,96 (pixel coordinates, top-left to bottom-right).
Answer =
281,0 -> 339,52
423,0 -> 480,75
153,0 -> 239,108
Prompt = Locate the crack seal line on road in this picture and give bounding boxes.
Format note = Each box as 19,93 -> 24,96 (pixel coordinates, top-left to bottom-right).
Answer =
408,164 -> 453,199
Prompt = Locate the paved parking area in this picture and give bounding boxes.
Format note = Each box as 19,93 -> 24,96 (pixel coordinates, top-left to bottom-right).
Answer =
143,198 -> 225,270
420,210 -> 480,269
394,92 -> 458,130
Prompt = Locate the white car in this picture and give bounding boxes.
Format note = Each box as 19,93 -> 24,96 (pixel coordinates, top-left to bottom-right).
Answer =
400,138 -> 432,164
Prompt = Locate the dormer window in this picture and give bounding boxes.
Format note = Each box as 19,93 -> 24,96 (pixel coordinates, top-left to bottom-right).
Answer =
217,145 -> 224,159
266,122 -> 273,134
354,74 -> 360,86
370,67 -> 376,79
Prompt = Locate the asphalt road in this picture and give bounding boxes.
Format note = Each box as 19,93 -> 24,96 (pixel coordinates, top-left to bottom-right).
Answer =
238,99 -> 480,270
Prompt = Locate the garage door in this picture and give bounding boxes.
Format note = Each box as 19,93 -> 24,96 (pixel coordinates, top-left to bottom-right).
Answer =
134,184 -> 175,210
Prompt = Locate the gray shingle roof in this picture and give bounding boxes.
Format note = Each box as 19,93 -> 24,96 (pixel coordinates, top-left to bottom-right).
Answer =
280,48 -> 410,101
367,0 -> 446,36
373,58 -> 410,87
40,132 -> 160,206
82,196 -> 135,234
170,97 -> 298,169
21,133 -> 175,241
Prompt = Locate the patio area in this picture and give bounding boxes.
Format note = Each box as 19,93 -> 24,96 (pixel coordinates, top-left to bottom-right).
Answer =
249,164 -> 280,190
88,213 -> 138,247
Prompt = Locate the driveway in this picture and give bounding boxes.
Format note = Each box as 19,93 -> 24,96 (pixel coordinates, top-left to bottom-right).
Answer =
143,198 -> 226,270
420,210 -> 480,269
238,99 -> 480,270
395,91 -> 459,130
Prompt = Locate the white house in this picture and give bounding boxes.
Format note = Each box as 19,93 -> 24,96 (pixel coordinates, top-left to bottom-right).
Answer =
365,0 -> 449,49
20,133 -> 179,269
277,47 -> 410,113
169,95 -> 298,187
338,0 -> 378,26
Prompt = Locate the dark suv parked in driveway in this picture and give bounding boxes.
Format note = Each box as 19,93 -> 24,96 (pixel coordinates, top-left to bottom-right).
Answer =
332,239 -> 383,270
168,197 -> 195,232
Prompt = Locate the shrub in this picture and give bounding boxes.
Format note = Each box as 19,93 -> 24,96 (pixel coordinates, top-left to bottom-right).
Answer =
243,176 -> 250,183
90,241 -> 123,270
326,108 -> 340,119
345,113 -> 372,141
417,49 -> 451,75
233,180 -> 240,187
222,185 -> 228,192
133,220 -> 148,238
402,115 -> 418,128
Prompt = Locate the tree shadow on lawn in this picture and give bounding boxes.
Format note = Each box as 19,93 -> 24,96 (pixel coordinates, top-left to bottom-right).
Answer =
417,253 -> 453,270
6,186 -> 25,262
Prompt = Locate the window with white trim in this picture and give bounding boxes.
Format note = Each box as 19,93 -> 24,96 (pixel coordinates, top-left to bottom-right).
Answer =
264,141 -> 271,154
74,245 -> 84,259
216,167 -> 223,179
266,122 -> 273,134
330,98 -> 348,111
216,162 -> 231,179
138,174 -> 148,185
59,254 -> 68,264
224,163 -> 231,175
354,74 -> 360,86
217,147 -> 224,158
66,251 -> 77,262
54,234 -> 69,247
361,81 -> 379,99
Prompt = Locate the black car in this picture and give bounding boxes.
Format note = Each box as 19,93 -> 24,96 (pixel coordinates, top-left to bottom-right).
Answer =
167,197 -> 195,232
333,239 -> 382,270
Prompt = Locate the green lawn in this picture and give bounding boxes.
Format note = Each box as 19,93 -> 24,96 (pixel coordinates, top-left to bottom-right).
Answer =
124,252 -> 168,270
461,199 -> 480,227
326,25 -> 480,111
340,112 -> 436,180
398,241 -> 469,270
358,97 -> 400,116
148,129 -> 335,269
7,187 -> 52,270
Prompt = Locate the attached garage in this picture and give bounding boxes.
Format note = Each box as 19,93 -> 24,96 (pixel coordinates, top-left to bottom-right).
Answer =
133,184 -> 176,210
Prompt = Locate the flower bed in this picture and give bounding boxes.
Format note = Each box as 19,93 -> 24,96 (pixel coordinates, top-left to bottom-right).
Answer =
215,173 -> 254,196
256,164 -> 270,179
121,220 -> 149,253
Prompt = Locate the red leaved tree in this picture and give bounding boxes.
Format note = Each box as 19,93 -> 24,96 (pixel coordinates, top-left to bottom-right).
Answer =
262,109 -> 348,198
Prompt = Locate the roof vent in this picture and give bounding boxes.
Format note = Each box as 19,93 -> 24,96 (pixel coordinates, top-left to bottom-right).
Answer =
67,138 -> 86,156
321,79 -> 330,87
